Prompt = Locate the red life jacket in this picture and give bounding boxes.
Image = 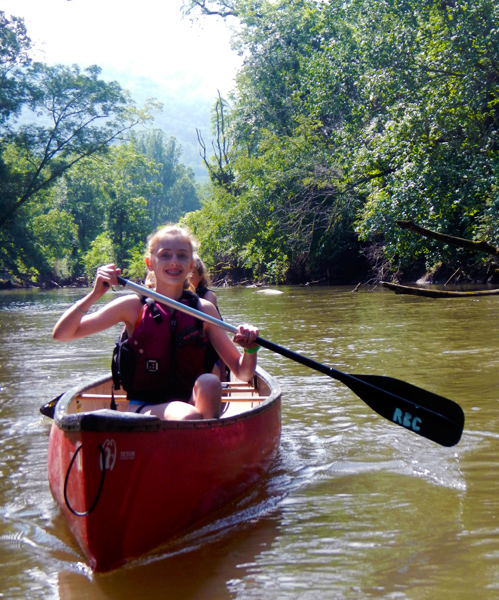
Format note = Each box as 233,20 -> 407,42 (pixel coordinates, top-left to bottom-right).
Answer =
112,292 -> 215,402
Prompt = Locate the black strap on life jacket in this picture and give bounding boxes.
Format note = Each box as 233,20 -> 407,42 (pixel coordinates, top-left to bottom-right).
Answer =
143,296 -> 163,323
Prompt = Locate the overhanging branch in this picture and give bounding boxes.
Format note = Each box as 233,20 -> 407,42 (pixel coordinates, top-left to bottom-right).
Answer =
396,220 -> 499,257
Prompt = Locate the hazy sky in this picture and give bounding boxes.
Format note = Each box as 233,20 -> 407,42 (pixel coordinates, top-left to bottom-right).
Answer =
1,0 -> 241,98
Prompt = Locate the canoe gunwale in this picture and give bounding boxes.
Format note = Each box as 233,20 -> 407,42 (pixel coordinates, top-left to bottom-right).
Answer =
53,366 -> 281,434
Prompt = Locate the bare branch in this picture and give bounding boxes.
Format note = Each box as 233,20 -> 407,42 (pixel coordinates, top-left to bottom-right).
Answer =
183,0 -> 238,18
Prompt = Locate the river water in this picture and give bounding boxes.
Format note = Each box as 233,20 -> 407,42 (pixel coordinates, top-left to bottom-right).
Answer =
1,285 -> 498,599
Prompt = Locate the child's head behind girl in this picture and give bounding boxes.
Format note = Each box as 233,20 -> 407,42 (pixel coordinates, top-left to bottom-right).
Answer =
191,254 -> 211,290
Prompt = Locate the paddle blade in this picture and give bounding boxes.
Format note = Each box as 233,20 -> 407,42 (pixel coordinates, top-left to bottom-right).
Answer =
347,374 -> 464,447
255,337 -> 464,446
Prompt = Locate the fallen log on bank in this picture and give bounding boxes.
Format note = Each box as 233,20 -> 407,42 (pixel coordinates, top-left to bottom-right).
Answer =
381,281 -> 499,298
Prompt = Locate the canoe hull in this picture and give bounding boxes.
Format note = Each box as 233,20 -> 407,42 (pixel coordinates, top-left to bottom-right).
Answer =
47,369 -> 281,572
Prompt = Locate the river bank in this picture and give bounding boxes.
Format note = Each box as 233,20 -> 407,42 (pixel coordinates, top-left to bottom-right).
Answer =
2,259 -> 498,290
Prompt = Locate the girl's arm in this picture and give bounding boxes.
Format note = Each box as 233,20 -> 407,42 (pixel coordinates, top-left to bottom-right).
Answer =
201,300 -> 259,382
203,289 -> 218,309
52,264 -> 140,342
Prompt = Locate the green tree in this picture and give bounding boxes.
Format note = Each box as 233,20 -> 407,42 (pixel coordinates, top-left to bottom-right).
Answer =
83,232 -> 114,281
132,129 -> 200,227
56,136 -> 198,281
185,0 -> 363,282
350,0 -> 499,275
30,207 -> 78,279
0,11 -> 31,125
55,158 -> 109,260
185,0 -> 499,282
105,144 -> 156,268
0,62 -> 152,228
0,12 -> 156,281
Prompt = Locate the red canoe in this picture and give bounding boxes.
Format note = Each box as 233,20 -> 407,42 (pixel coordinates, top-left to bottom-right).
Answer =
45,368 -> 281,572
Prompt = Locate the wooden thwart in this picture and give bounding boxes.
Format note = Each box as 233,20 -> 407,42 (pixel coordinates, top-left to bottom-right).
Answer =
77,387 -> 263,403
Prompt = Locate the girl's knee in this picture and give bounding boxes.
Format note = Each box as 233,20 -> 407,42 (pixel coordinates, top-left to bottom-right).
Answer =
193,374 -> 222,419
193,373 -> 222,397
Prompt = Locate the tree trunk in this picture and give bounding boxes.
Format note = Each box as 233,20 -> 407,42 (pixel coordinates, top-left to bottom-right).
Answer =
396,220 -> 499,256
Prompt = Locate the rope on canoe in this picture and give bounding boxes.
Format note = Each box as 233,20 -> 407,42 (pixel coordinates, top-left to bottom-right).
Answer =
64,444 -> 106,517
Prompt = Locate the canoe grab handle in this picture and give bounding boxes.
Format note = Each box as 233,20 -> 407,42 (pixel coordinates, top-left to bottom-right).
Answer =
64,444 -> 106,517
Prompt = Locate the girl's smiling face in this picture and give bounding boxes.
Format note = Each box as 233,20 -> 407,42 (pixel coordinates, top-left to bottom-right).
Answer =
146,233 -> 194,286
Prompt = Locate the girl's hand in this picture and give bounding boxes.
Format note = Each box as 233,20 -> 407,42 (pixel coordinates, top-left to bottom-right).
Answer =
94,264 -> 121,296
233,323 -> 259,350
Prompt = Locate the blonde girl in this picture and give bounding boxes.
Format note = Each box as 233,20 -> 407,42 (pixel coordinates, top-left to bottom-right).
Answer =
52,225 -> 259,420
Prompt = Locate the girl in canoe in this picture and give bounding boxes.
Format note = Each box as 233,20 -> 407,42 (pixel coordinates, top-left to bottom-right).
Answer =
188,254 -> 229,382
52,225 -> 260,420
189,254 -> 219,311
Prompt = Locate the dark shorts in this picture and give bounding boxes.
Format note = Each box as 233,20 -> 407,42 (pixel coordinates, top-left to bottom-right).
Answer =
128,400 -> 153,414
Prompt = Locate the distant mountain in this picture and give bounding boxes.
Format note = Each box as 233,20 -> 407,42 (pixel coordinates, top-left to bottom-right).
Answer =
101,68 -> 219,183
11,65 -> 221,183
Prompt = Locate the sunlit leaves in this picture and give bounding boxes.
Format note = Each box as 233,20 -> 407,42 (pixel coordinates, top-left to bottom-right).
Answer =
189,0 -> 499,280
83,232 -> 114,279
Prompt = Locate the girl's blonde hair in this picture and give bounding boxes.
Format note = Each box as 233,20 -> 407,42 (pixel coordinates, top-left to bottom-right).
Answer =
144,224 -> 198,288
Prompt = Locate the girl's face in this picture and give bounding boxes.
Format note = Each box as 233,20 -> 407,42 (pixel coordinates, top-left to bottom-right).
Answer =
147,234 -> 193,286
189,267 -> 202,288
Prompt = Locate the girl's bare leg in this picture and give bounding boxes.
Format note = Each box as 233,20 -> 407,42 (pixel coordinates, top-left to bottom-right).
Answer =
138,401 -> 203,420
128,374 -> 222,420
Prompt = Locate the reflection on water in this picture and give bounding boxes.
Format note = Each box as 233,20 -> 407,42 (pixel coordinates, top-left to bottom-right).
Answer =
1,286 -> 499,599
57,483 -> 283,600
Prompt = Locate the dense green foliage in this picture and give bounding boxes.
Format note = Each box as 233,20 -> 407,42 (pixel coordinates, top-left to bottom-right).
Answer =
0,11 -> 200,285
3,2 -> 498,286
183,0 -> 499,283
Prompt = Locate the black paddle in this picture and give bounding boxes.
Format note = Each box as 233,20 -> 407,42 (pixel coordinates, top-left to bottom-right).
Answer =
116,276 -> 465,447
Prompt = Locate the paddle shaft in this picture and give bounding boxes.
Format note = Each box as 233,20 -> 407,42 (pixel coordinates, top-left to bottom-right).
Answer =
115,276 -> 420,383
120,278 -> 366,379
116,277 -> 464,446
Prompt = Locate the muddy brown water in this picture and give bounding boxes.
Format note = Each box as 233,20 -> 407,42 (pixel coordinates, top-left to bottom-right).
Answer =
0,285 -> 498,599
